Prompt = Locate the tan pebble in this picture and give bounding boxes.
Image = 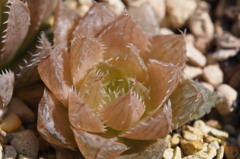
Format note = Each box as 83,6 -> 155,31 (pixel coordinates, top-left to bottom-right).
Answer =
209,49 -> 239,62
163,148 -> 174,159
188,9 -> 214,39
205,120 -> 221,129
185,126 -> 205,138
216,84 -> 237,116
193,120 -> 209,134
173,146 -> 182,159
183,130 -> 202,141
159,28 -> 174,35
207,141 -> 219,158
166,0 -> 197,28
4,145 -> 17,159
208,127 -> 229,140
180,139 -> 204,155
184,65 -> 203,79
18,154 -> 34,159
10,130 -> 39,159
0,145 -> 2,159
200,82 -> 214,92
216,145 -> 224,159
8,98 -> 35,123
185,34 -> 195,44
202,64 -> 223,87
205,135 -> 221,144
102,0 -> 125,15
171,133 -> 181,147
186,43 -> 206,67
195,37 -> 210,54
0,113 -> 22,132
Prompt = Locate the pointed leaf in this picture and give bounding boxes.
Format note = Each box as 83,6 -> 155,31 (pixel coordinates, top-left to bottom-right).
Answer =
72,3 -> 115,38
0,70 -> 14,107
170,79 -> 205,129
72,128 -> 128,159
99,13 -> 150,56
68,91 -> 105,133
120,101 -> 172,140
54,0 -> 80,47
37,90 -> 76,150
102,92 -> 145,131
15,33 -> 52,88
38,44 -> 72,106
70,36 -> 105,85
147,59 -> 180,110
0,0 -> 30,67
149,34 -> 186,69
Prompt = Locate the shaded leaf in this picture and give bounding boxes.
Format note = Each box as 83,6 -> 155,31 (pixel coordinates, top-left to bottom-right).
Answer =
54,0 -> 80,47
0,0 -> 30,67
37,90 -> 76,150
171,79 -> 205,129
72,128 -> 128,159
0,70 -> 14,107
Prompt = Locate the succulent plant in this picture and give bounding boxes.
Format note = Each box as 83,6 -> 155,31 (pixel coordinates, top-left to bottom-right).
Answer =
37,2 -> 209,159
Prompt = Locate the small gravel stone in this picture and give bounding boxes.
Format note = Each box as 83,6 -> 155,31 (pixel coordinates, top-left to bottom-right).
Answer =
159,28 -> 174,35
216,84 -> 237,115
18,154 -> 34,159
102,0 -> 125,15
4,145 -> 17,159
209,49 -> 239,62
200,82 -> 214,92
216,145 -> 224,159
173,146 -> 182,159
184,66 -> 203,79
163,148 -> 174,159
205,135 -> 221,144
186,44 -> 207,67
202,64 -> 223,87
183,131 -> 202,141
171,133 -> 181,147
0,113 -> 22,132
180,139 -> 204,155
10,130 -> 39,159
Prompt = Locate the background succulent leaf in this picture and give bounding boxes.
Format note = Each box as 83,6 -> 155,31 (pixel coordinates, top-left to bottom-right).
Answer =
72,3 -> 115,39
0,70 -> 14,107
54,0 -> 80,47
38,90 -> 76,150
0,0 -> 30,68
14,33 -> 52,88
171,79 -> 205,129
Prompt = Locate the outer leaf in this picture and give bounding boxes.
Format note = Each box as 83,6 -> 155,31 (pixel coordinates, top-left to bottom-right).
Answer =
37,90 -> 76,150
99,13 -> 150,57
0,0 -> 30,68
149,34 -> 186,69
101,92 -> 145,131
0,70 -> 14,107
120,101 -> 172,140
68,91 -> 105,133
171,79 -> 205,129
147,59 -> 180,110
72,3 -> 115,38
72,128 -> 128,159
54,0 -> 80,47
70,36 -> 105,85
15,33 -> 52,88
38,44 -> 72,106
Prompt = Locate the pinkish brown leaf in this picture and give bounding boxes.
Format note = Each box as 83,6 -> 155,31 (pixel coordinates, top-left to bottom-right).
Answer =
68,91 -> 105,133
101,92 -> 145,131
171,79 -> 205,129
0,70 -> 14,107
72,3 -> 115,38
99,13 -> 150,55
38,44 -> 72,106
72,128 -> 128,159
149,34 -> 186,69
0,0 -> 30,67
147,59 -> 180,110
120,101 -> 172,140
15,33 -> 52,88
69,36 -> 105,85
37,90 -> 76,150
54,0 -> 80,47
